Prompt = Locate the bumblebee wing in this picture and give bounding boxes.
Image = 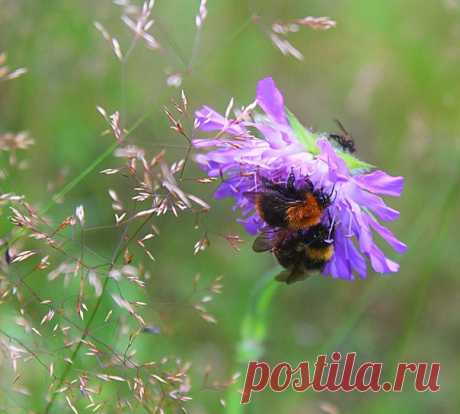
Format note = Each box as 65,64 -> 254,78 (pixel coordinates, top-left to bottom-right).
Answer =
245,189 -> 300,205
252,228 -> 286,253
252,231 -> 276,252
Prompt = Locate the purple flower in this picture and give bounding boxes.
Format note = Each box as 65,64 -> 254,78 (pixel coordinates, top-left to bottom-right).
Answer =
193,77 -> 406,280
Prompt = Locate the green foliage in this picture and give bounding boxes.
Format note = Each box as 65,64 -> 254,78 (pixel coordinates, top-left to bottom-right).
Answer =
288,109 -> 374,172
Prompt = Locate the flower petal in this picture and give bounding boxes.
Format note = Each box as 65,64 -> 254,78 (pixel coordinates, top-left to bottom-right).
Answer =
367,243 -> 400,274
195,106 -> 246,136
256,77 -> 288,126
345,238 -> 368,279
352,187 -> 400,222
355,170 -> 404,197
317,138 -> 350,181
193,78 -> 405,280
325,229 -> 354,280
238,214 -> 262,235
253,122 -> 289,148
366,215 -> 407,254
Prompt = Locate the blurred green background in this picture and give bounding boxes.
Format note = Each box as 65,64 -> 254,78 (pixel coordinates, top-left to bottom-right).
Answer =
1,0 -> 460,413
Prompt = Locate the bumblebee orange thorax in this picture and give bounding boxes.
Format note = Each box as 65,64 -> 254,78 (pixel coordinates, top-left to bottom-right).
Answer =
286,193 -> 322,230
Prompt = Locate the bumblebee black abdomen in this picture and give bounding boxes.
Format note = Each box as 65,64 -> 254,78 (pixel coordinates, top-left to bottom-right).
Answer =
273,231 -> 305,268
274,247 -> 300,268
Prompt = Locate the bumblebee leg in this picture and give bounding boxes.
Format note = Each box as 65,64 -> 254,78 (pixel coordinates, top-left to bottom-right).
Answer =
287,170 -> 296,192
287,270 -> 315,284
275,269 -> 292,283
328,184 -> 337,204
275,265 -> 306,284
303,176 -> 314,192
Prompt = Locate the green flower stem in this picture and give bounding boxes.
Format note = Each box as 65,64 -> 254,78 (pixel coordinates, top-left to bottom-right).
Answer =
226,267 -> 282,414
43,141 -> 119,212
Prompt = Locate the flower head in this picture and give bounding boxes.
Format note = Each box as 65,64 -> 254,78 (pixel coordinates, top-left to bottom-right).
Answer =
193,77 -> 406,280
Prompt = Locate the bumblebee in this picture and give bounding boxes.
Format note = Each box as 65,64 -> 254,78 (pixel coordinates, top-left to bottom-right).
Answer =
328,119 -> 356,153
253,223 -> 335,284
245,172 -> 334,231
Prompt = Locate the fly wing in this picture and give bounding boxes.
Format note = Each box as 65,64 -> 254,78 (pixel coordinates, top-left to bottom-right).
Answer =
334,118 -> 351,137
